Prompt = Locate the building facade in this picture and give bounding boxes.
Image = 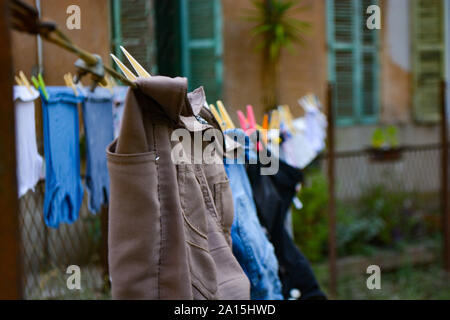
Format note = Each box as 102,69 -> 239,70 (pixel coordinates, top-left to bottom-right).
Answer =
11,0 -> 450,151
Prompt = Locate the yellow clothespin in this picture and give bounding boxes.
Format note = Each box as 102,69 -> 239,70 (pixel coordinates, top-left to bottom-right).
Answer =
268,109 -> 281,145
15,75 -> 24,86
109,76 -> 117,88
110,53 -> 138,82
120,46 -> 151,78
63,73 -> 70,87
19,71 -> 34,94
280,105 -> 295,133
99,76 -> 114,94
216,100 -> 235,129
210,104 -> 227,131
64,73 -> 78,96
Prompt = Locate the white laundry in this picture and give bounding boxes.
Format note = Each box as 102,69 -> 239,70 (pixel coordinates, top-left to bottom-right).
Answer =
297,97 -> 327,154
14,85 -> 44,198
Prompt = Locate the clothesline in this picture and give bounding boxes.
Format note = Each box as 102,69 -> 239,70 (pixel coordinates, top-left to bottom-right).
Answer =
9,0 -> 136,88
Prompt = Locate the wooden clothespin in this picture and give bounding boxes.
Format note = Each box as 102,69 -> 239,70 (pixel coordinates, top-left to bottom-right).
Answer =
109,76 -> 117,88
64,73 -> 78,96
110,53 -> 138,82
15,75 -> 24,86
110,46 -> 152,82
120,46 -> 151,78
268,109 -> 280,145
99,75 -> 114,94
19,71 -> 34,94
280,105 -> 295,133
216,100 -> 235,130
210,104 -> 227,131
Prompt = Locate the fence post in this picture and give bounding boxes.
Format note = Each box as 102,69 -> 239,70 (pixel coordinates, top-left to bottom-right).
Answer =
441,79 -> 450,272
327,82 -> 337,298
0,1 -> 22,299
100,205 -> 109,291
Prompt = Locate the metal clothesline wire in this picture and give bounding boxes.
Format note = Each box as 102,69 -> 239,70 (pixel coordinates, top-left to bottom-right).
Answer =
9,0 -> 137,88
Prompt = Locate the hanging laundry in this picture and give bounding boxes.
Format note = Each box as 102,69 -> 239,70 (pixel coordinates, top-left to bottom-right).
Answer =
14,85 -> 44,198
279,125 -> 316,169
246,159 -> 326,300
112,86 -> 128,139
107,76 -> 250,300
81,87 -> 114,214
297,95 -> 327,154
41,87 -> 84,228
224,129 -> 283,300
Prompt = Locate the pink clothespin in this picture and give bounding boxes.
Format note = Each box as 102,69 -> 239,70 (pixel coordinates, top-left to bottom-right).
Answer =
246,105 -> 256,134
246,104 -> 263,151
237,110 -> 249,131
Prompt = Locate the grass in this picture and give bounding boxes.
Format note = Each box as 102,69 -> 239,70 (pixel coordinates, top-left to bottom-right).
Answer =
313,262 -> 450,300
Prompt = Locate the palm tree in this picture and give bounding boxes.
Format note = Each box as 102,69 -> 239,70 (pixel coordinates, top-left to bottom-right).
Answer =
244,0 -> 311,111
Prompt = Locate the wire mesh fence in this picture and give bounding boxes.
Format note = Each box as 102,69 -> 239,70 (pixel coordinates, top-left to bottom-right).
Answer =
19,181 -> 107,300
18,143 -> 445,299
320,144 -> 444,256
329,144 -> 442,201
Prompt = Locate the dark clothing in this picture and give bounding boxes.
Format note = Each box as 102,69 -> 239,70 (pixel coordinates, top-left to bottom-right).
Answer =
246,159 -> 326,300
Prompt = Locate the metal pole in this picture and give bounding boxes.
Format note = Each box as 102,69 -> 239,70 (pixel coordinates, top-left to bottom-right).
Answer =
327,82 -> 337,298
0,0 -> 22,299
441,79 -> 450,271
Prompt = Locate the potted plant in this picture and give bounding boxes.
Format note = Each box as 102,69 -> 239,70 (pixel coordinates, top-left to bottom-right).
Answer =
367,126 -> 403,162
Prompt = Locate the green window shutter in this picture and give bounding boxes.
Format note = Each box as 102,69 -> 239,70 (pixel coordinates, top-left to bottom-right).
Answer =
110,0 -> 157,74
360,0 -> 379,123
110,0 -> 122,61
180,0 -> 223,104
327,0 -> 379,125
412,0 -> 444,123
328,0 -> 356,125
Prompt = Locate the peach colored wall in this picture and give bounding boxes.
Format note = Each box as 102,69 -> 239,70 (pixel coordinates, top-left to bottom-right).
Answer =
222,0 -> 415,126
222,0 -> 328,124
11,0 -> 111,86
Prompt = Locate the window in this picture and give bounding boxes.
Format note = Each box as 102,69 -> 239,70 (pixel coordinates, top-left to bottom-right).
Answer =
412,0 -> 445,123
179,0 -> 223,104
110,0 -> 157,74
327,0 -> 379,125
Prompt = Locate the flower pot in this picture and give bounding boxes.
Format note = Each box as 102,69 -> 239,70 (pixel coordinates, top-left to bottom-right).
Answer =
366,147 -> 403,162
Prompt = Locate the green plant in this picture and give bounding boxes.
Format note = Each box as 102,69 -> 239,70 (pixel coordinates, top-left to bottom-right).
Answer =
371,128 -> 385,148
292,168 -> 328,262
371,126 -> 399,149
244,0 -> 311,110
337,205 -> 384,256
386,125 -> 399,147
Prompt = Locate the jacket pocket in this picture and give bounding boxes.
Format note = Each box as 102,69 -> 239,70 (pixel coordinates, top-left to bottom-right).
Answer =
177,164 -> 218,299
213,180 -> 235,233
106,141 -> 161,299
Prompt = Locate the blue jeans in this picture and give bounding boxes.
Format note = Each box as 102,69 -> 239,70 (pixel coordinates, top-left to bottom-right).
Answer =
224,129 -> 283,300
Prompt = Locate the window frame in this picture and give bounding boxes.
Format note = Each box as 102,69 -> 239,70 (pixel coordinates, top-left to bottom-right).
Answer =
326,0 -> 380,126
